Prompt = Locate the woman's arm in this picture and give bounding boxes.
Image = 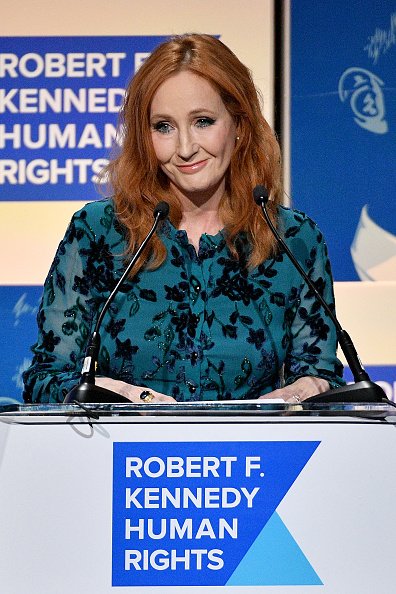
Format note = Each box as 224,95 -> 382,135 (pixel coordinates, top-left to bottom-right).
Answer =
261,217 -> 344,402
23,211 -> 95,402
23,203 -> 178,404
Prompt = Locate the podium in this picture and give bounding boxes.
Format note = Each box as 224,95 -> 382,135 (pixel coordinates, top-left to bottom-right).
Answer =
1,401 -> 396,593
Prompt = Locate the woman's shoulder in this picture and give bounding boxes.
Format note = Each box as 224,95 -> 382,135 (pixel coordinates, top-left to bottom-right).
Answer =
72,197 -> 115,222
70,197 -> 126,236
56,197 -> 127,255
277,205 -> 324,243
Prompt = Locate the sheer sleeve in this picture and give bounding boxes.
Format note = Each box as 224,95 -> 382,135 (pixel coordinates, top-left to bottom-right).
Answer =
283,219 -> 344,388
22,203 -> 117,403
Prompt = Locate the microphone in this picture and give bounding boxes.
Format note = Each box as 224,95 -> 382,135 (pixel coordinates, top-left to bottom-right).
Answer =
64,201 -> 170,404
252,185 -> 386,403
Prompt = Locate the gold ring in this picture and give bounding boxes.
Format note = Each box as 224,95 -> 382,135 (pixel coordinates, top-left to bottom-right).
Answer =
140,390 -> 155,403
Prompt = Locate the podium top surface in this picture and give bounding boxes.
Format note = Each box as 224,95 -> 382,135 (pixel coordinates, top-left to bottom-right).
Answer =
1,401 -> 395,424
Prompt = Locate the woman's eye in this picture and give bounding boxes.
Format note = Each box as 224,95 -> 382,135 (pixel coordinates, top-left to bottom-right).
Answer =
153,122 -> 173,134
196,117 -> 216,128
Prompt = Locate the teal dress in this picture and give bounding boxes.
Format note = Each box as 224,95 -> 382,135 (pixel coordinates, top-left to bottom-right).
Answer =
23,199 -> 344,403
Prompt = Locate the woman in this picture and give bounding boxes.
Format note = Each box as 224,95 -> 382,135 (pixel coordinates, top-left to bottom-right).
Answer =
23,34 -> 344,404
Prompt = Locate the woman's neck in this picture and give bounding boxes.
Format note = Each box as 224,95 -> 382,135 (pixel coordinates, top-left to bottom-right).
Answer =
179,208 -> 223,251
173,184 -> 226,251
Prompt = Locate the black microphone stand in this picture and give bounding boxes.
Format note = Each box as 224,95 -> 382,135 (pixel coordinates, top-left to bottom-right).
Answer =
253,185 -> 386,403
64,202 -> 169,404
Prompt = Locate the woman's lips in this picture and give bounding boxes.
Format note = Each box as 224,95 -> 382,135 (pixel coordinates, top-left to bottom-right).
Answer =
176,159 -> 208,174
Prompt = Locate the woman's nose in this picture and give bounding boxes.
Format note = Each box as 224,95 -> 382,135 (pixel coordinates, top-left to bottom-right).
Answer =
177,128 -> 199,160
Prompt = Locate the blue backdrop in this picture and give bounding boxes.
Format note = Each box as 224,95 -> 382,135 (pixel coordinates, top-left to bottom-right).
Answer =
291,0 -> 396,281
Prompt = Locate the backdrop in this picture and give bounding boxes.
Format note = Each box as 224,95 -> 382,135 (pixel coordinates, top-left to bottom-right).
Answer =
0,0 -> 275,400
1,0 -> 395,402
289,0 -> 396,398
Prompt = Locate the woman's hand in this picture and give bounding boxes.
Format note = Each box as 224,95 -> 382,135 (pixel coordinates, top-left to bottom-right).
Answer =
95,377 -> 177,404
258,376 -> 329,404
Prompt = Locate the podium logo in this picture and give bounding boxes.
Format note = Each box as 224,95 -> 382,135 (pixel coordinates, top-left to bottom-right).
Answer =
112,440 -> 322,587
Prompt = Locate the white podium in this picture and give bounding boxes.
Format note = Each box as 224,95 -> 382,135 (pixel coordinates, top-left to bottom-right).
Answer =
1,402 -> 396,594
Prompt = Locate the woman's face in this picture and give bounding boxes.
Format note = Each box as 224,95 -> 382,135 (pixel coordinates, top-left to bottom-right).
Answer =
150,70 -> 237,205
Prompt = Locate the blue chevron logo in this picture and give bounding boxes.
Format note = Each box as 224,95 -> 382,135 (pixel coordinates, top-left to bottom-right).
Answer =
112,440 -> 322,587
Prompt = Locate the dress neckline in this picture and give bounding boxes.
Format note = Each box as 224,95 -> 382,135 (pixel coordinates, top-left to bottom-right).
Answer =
162,220 -> 226,257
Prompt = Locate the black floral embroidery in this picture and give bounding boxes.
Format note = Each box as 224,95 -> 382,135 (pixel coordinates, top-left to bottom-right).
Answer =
23,201 -> 344,403
105,318 -> 126,339
139,288 -> 157,302
114,337 -> 138,360
247,328 -> 266,350
41,330 -> 61,352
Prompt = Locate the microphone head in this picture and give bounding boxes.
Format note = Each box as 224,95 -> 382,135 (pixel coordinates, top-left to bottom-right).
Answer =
253,185 -> 269,206
154,201 -> 170,220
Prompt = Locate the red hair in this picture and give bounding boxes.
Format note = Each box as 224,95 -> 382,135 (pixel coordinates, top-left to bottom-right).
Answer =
104,33 -> 282,269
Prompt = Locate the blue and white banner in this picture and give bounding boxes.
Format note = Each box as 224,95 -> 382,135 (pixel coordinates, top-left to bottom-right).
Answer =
0,35 -> 168,201
0,35 -> 168,400
112,440 -> 322,587
291,1 -> 396,281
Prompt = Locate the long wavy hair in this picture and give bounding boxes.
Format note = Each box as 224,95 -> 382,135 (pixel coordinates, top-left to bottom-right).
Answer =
104,33 -> 282,269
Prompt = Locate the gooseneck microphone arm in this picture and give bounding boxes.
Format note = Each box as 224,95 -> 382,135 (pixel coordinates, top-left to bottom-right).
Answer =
253,185 -> 369,383
64,201 -> 169,404
252,185 -> 385,403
